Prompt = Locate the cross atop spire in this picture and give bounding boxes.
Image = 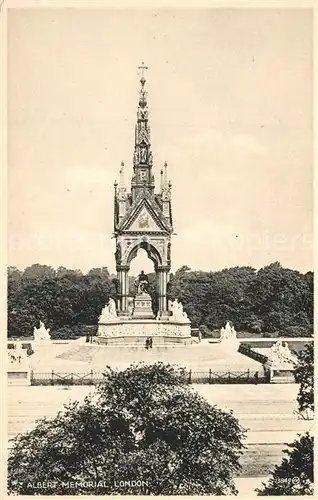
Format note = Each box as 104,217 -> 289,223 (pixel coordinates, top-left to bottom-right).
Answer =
138,62 -> 148,78
138,62 -> 148,85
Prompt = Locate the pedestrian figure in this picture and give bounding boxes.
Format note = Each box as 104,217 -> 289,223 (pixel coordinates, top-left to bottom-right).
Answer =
145,337 -> 149,349
254,371 -> 259,385
149,337 -> 153,349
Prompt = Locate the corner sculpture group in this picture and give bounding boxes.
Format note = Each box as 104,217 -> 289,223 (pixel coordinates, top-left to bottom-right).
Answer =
99,295 -> 189,323
8,321 -> 51,364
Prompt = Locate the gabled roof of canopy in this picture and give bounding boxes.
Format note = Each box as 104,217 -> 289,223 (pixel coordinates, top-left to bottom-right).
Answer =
117,196 -> 171,234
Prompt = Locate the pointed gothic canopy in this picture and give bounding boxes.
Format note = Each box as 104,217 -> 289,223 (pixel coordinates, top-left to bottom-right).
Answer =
114,64 -> 173,236
131,64 -> 155,201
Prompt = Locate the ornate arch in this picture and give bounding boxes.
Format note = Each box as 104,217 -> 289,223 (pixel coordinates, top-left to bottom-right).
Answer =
120,238 -> 161,269
124,239 -> 162,270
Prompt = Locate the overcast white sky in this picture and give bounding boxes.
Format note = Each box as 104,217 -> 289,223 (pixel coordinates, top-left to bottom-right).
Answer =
8,7 -> 313,274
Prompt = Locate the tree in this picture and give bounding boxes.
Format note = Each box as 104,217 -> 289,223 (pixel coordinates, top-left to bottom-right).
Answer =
7,306 -> 38,338
7,263 -> 313,338
8,363 -> 245,495
22,264 -> 56,281
251,263 -> 313,333
257,342 -> 314,495
7,265 -> 116,338
256,433 -> 314,496
294,344 -> 314,416
87,267 -> 110,279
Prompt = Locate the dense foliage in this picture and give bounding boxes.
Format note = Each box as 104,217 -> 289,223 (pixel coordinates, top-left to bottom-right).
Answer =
257,344 -> 314,495
294,343 -> 314,415
8,264 -> 115,338
256,433 -> 314,496
167,262 -> 313,335
8,363 -> 245,495
8,261 -> 313,338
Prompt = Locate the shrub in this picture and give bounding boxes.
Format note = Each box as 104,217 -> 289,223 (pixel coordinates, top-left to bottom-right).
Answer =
256,433 -> 314,495
50,324 -> 98,340
283,325 -> 313,338
26,346 -> 34,356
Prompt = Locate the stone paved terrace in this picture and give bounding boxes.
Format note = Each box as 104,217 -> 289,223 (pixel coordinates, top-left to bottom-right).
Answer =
29,338 -> 264,373
7,383 -> 313,495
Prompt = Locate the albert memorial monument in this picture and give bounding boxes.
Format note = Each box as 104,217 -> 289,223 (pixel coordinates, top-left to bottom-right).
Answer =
97,66 -> 192,346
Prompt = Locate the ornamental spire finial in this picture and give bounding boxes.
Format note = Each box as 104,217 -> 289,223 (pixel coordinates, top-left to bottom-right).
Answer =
138,62 -> 148,108
119,161 -> 125,188
160,168 -> 164,192
163,161 -> 168,188
138,62 -> 148,85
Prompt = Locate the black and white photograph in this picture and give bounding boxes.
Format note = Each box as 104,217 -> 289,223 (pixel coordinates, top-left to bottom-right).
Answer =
3,1 -> 314,497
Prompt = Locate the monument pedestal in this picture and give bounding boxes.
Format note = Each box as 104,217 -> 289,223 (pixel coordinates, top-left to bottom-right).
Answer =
97,318 -> 192,346
97,297 -> 192,347
265,339 -> 297,383
132,292 -> 154,319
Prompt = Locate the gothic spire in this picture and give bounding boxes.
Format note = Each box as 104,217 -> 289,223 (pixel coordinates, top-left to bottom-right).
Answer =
114,66 -> 173,234
131,63 -> 154,201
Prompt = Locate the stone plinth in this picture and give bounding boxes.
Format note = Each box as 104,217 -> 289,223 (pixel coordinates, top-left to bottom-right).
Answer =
33,339 -> 52,348
7,357 -> 31,386
8,368 -> 31,386
264,339 -> 297,383
132,293 -> 154,319
97,318 -> 192,346
219,337 -> 240,352
265,359 -> 296,384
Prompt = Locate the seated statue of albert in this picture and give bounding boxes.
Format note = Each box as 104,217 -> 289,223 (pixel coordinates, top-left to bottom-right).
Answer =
134,270 -> 149,295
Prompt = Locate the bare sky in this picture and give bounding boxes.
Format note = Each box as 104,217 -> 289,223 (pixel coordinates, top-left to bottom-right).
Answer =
8,8 -> 313,274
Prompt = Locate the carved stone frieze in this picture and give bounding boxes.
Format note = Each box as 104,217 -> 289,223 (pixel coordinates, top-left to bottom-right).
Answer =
98,320 -> 191,338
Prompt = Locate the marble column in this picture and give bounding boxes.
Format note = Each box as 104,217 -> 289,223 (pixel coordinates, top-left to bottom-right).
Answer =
122,267 -> 129,313
116,265 -> 129,314
157,265 -> 170,314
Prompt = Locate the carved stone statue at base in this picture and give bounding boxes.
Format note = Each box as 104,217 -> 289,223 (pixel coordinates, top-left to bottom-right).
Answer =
267,339 -> 297,366
219,321 -> 240,351
168,299 -> 189,323
99,298 -> 118,322
33,321 -> 51,342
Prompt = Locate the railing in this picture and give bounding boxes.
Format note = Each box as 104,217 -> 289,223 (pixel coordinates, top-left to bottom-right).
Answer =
31,370 -> 104,386
187,369 -> 270,384
238,344 -> 268,364
31,369 -> 270,386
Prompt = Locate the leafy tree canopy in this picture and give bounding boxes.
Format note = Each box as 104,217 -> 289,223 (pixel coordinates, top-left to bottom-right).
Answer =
7,264 -> 115,338
256,433 -> 314,496
167,262 -> 313,334
7,262 -> 313,338
8,363 -> 246,496
294,344 -> 314,415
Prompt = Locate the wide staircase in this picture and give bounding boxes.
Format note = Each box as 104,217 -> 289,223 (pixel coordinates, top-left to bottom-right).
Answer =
96,335 -> 195,347
56,341 -> 265,374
